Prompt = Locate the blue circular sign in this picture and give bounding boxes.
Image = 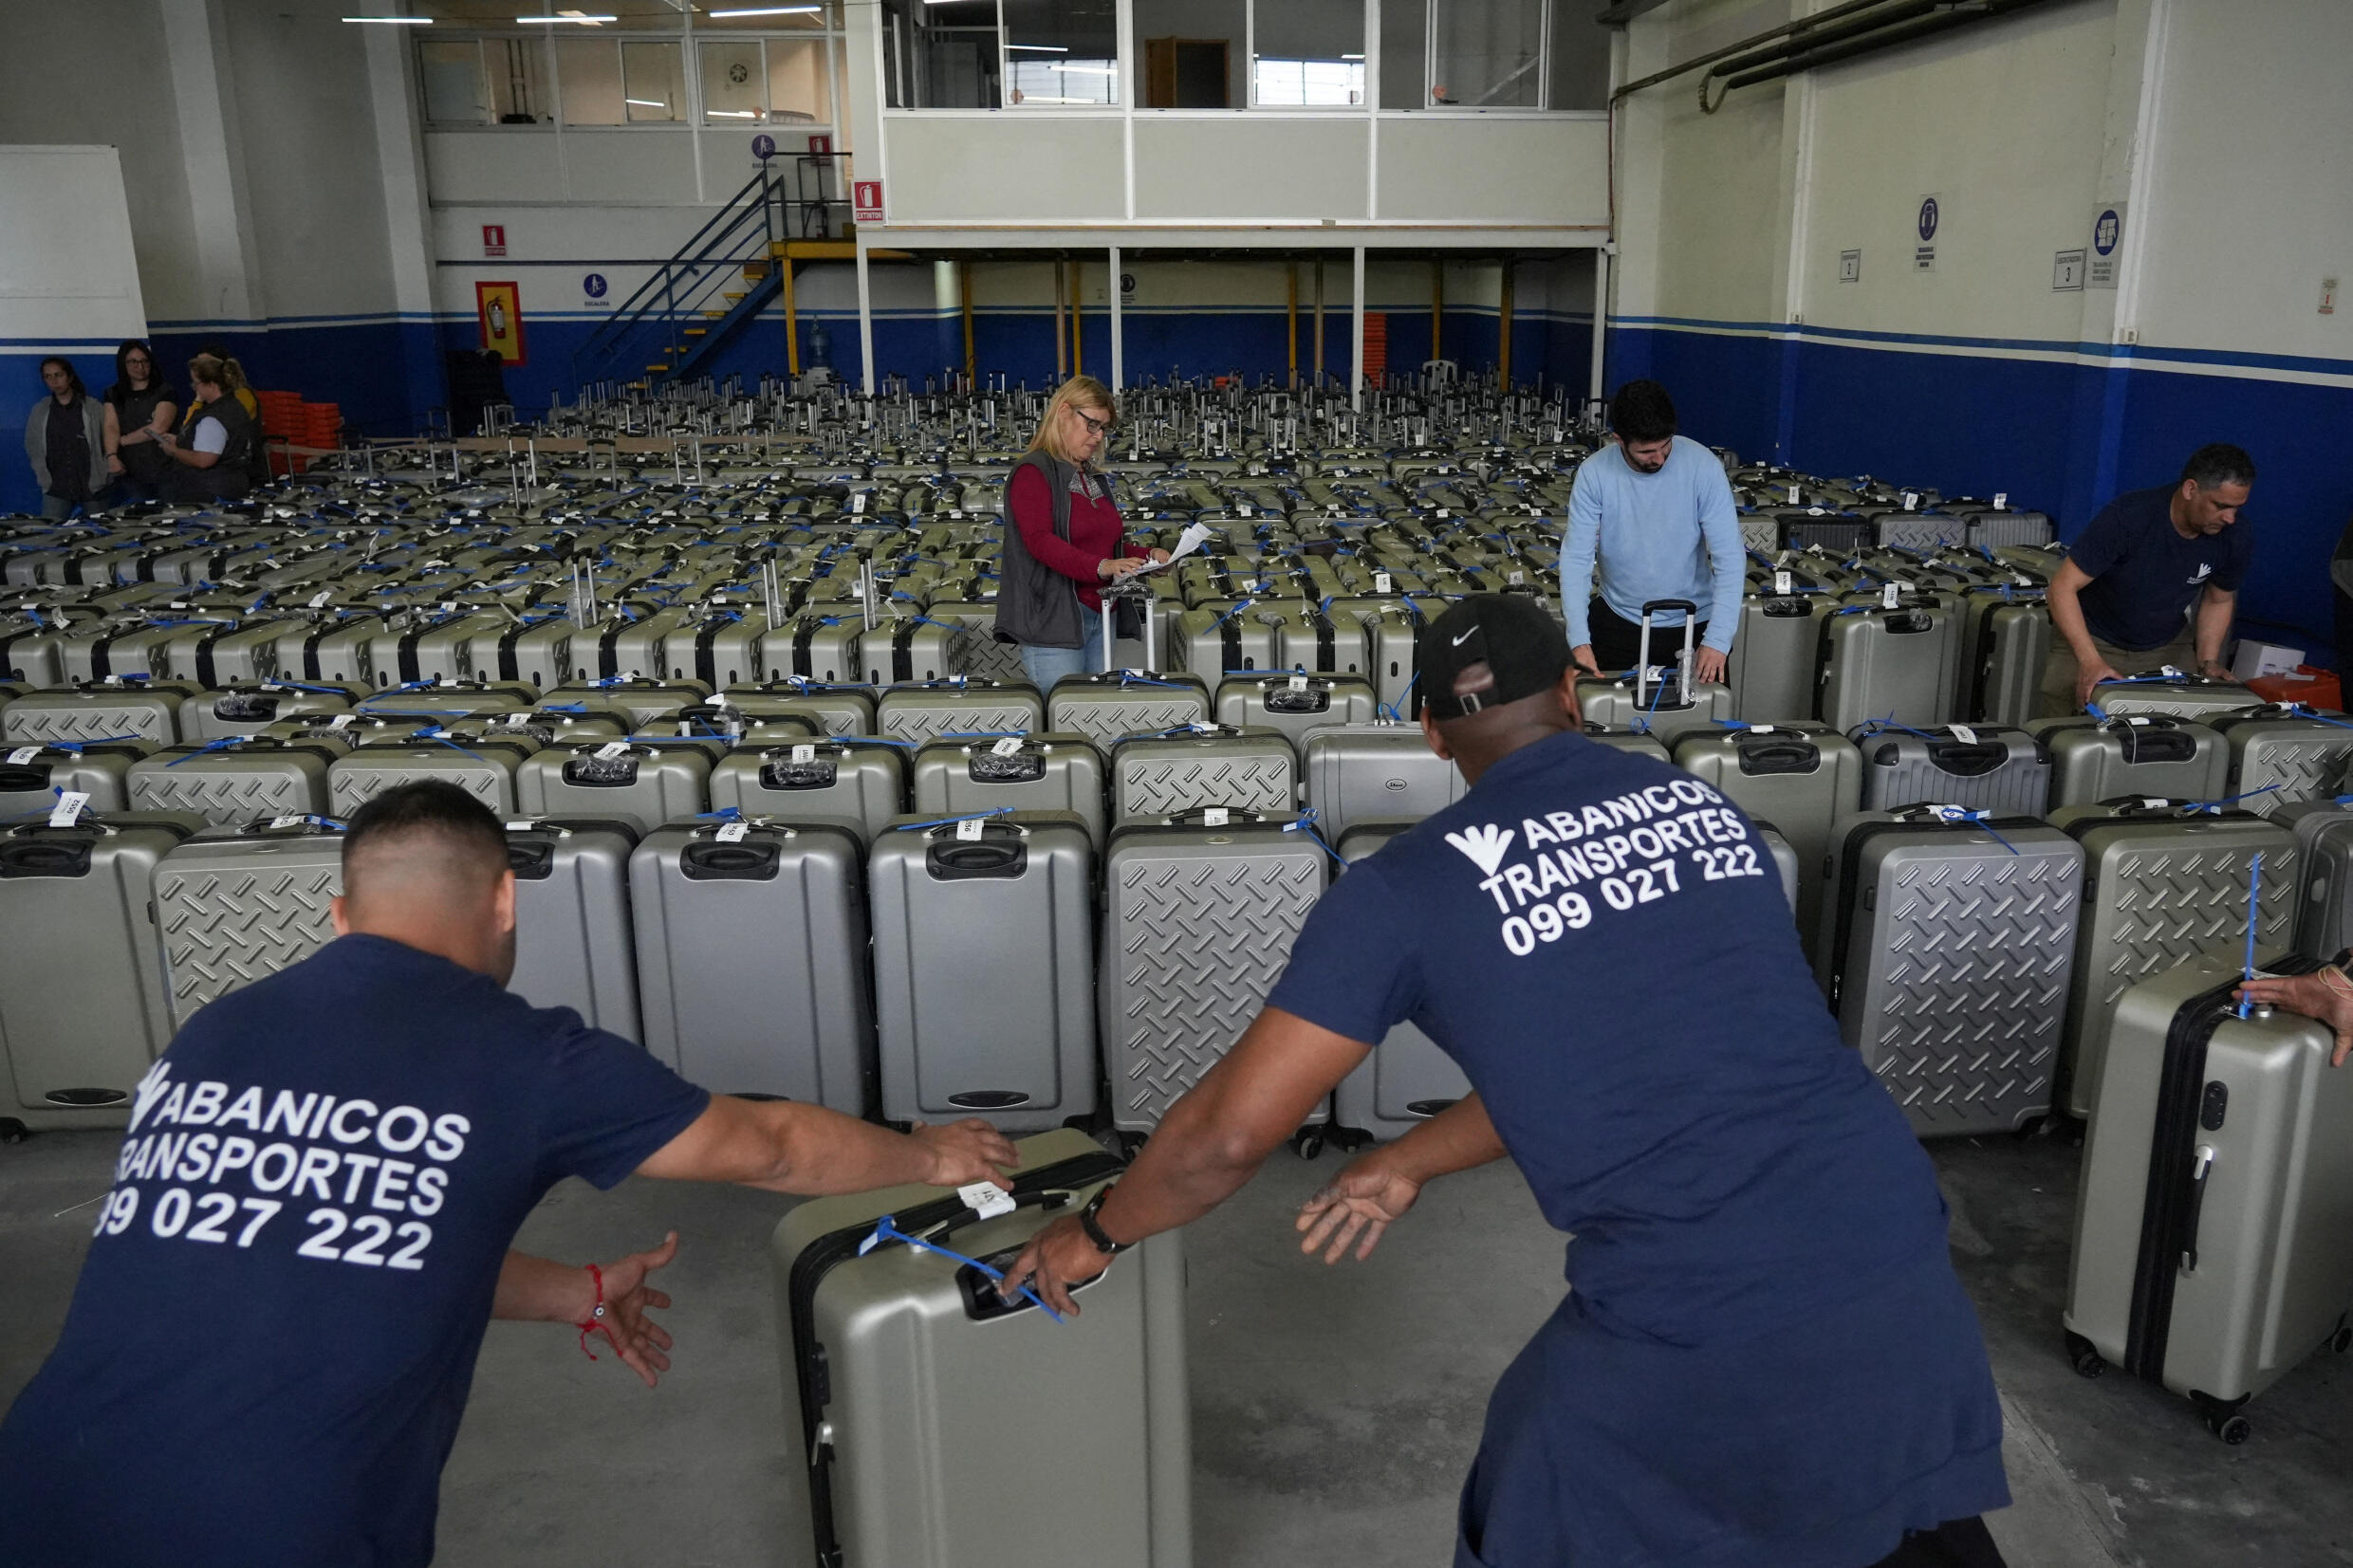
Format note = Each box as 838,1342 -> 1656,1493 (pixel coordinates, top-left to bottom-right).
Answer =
583,272 -> 607,300
2093,208 -> 2121,256
751,133 -> 776,159
1917,196 -> 1940,243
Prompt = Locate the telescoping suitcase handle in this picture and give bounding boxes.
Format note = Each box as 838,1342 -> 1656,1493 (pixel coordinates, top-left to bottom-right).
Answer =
1634,599 -> 1698,706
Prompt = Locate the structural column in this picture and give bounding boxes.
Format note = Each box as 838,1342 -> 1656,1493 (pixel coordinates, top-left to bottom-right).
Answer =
855,234 -> 874,395
1351,247 -> 1366,408
1588,246 -> 1610,408
1108,246 -> 1123,390
158,0 -> 265,328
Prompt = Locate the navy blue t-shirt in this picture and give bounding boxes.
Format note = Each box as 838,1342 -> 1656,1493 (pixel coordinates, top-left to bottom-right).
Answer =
0,934 -> 709,1568
2070,484 -> 2253,651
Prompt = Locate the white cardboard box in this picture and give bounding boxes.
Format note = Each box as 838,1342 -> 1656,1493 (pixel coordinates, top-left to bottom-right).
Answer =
2231,640 -> 2304,681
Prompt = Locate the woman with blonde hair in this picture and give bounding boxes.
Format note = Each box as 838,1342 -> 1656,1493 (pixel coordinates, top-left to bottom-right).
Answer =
993,375 -> 1168,690
157,353 -> 260,503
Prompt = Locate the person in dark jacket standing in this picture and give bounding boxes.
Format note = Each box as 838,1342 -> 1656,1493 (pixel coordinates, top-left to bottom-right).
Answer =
102,340 -> 180,506
994,375 -> 1167,691
157,354 -> 260,503
24,357 -> 110,520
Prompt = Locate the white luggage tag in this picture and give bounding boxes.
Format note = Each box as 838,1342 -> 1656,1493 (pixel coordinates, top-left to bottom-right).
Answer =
1949,724 -> 1978,745
1746,724 -> 1776,734
990,736 -> 1024,757
595,740 -> 631,759
1508,569 -> 1526,586
1373,572 -> 1393,594
1202,806 -> 1230,826
957,1182 -> 1016,1221
954,815 -> 984,840
1288,673 -> 1309,692
1901,491 -> 1920,511
714,821 -> 749,843
2159,665 -> 2186,678
47,790 -> 89,827
1992,492 -> 2009,511
267,813 -> 307,830
1881,583 -> 1900,611
791,743 -> 817,763
1775,570 -> 1793,595
9,746 -> 42,765
1786,485 -> 1801,505
328,713 -> 356,730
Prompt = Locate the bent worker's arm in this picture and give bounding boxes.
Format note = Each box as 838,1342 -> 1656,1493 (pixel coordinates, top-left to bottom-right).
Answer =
635,1096 -> 1017,1196
494,1236 -> 683,1389
1376,1091 -> 1508,1185
1296,1093 -> 1508,1264
2045,557 -> 2124,710
2193,583 -> 2236,676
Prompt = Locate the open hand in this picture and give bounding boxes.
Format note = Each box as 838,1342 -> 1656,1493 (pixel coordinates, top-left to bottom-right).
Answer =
1692,647 -> 1729,686
2235,969 -> 2353,1066
910,1117 -> 1019,1189
1295,1154 -> 1424,1264
2078,659 -> 2128,711
590,1231 -> 679,1389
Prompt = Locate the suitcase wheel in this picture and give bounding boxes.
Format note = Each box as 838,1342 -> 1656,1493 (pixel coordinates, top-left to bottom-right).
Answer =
2064,1332 -> 2105,1380
1290,1128 -> 1325,1161
2333,1320 -> 2353,1356
2192,1392 -> 2251,1445
0,1118 -> 26,1145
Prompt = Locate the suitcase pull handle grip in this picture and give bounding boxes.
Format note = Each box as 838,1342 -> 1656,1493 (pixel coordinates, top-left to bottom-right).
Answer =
0,837 -> 95,878
2181,1144 -> 2217,1274
926,839 -> 1027,879
1732,735 -> 1822,776
682,840 -> 780,880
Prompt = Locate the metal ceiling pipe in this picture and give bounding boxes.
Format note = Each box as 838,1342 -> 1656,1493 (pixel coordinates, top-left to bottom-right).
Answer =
1708,0 -> 1942,81
1609,0 -> 1912,101
1717,0 -> 2053,90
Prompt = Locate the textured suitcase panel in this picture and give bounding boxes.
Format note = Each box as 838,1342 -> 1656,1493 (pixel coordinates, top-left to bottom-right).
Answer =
2050,805 -> 2296,1120
128,747 -> 335,828
329,745 -> 526,816
2217,712 -> 2353,817
1101,823 -> 1327,1131
875,685 -> 1047,747
1112,729 -> 1297,821
1855,725 -> 2050,816
2090,677 -> 2260,719
155,829 -> 346,1029
4,689 -> 186,746
1047,675 -> 1214,750
1830,817 -> 2082,1136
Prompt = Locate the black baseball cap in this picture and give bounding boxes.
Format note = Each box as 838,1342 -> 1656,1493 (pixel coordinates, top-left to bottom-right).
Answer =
1419,595 -> 1571,720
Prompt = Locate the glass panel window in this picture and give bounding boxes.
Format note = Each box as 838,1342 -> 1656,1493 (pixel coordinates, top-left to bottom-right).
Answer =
700,40 -> 766,122
768,37 -> 832,124
419,40 -> 490,124
1135,0 -> 1241,109
621,40 -> 686,121
881,0 -> 1002,109
487,36 -> 551,122
1547,0 -> 1607,109
1252,0 -> 1362,106
557,37 -> 625,124
698,1 -> 835,29
1431,0 -> 1546,108
1003,0 -> 1121,106
1380,0 -> 1426,111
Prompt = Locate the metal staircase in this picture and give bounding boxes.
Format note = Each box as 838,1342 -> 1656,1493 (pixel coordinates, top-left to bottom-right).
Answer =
569,159 -> 889,392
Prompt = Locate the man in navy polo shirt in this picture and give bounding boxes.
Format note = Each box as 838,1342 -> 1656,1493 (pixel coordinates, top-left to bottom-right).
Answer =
1004,595 -> 2011,1568
0,782 -> 1016,1567
2040,443 -> 2257,714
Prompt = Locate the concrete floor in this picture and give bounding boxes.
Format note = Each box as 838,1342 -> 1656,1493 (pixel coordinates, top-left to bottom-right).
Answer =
4,1125 -> 2350,1566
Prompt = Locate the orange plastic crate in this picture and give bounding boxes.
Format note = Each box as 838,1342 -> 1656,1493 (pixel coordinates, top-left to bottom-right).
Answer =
2246,665 -> 2343,711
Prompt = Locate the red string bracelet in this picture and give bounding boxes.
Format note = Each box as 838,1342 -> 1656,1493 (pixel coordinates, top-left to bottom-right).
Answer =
577,1262 -> 606,1360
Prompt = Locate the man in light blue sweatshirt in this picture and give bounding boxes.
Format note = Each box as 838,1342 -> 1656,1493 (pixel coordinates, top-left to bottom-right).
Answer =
1563,379 -> 1745,683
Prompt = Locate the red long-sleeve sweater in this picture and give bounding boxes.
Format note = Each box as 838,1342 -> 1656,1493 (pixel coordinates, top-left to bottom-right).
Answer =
1009,462 -> 1146,613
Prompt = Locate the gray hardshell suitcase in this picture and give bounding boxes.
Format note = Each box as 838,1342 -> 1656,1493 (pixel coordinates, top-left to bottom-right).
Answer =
1170,599 -> 1283,676
2280,799 -> 2353,959
1964,507 -> 2053,549
58,619 -> 180,684
1579,723 -> 1673,764
1046,671 -> 1214,750
329,732 -> 537,817
505,818 -> 641,1042
0,813 -> 203,1132
5,677 -> 197,746
287,613 -> 379,687
128,735 -> 343,827
862,613 -> 974,686
1671,720 -> 1862,961
1955,587 -> 2050,728
773,612 -> 864,684
1729,591 -> 1830,724
2048,801 -> 2297,1121
1574,600 -> 1735,743
2028,714 -> 2229,809
1100,808 -> 1329,1135
869,812 -> 1096,1132
911,734 -> 1106,850
2209,706 -> 2353,818
1854,721 -> 2050,815
1213,673 -> 1380,759
1329,821 -> 1472,1141
769,1129 -> 1189,1568
708,740 -> 905,846
1111,723 -> 1297,823
1301,722 -> 1465,839
2063,951 -> 2353,1444
876,678 -> 1047,748
542,676 -> 713,729
0,738 -> 155,819
1821,805 -> 2084,1134
154,815 -> 347,1030
154,616 -> 292,687
2088,674 -> 2260,720
515,740 -> 713,835
715,680 -> 877,738
178,681 -> 361,742
630,817 -> 873,1108
474,706 -> 633,748
1817,602 -> 1952,731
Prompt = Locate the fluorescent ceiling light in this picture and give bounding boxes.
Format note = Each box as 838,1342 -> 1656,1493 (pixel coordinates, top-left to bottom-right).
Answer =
707,108 -> 759,117
626,98 -> 670,106
1005,43 -> 1065,50
1050,64 -> 1115,74
516,12 -> 616,22
1341,53 -> 1363,60
343,15 -> 432,22
708,5 -> 820,14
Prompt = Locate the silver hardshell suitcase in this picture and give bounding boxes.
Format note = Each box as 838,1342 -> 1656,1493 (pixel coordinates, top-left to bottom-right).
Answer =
542,676 -> 713,729
5,677 -> 197,746
1820,804 -> 2084,1134
0,813 -> 203,1133
772,612 -> 865,684
708,740 -> 906,846
1728,590 -> 1831,724
128,735 -> 343,826
2088,674 -> 2260,720
154,816 -> 347,1030
2063,951 -> 2353,1444
769,1129 -> 1189,1568
1329,821 -> 1472,1141
1954,587 -> 2050,728
875,678 -> 1047,748
1300,723 -> 1465,838
2209,705 -> 2353,817
0,738 -> 155,819
1573,600 -> 1735,743
2047,800 -> 2296,1121
1853,721 -> 2050,816
505,818 -> 641,1042
868,812 -> 1096,1133
1046,671 -> 1214,750
2028,713 -> 2229,808
629,817 -> 874,1108
2281,799 -> 2353,958
1213,673 -> 1380,761
911,734 -> 1106,850
515,740 -> 713,834
178,682 -> 362,742
1110,723 -> 1297,823
1670,720 -> 1862,961
1100,808 -> 1329,1138
328,732 -> 538,817
1816,602 -> 1953,732
714,680 -> 877,738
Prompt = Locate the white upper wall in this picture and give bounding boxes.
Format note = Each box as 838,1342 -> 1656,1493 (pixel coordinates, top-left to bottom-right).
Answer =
0,147 -> 149,342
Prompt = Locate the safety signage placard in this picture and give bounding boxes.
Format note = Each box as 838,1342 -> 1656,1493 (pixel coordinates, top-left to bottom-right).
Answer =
481,224 -> 506,258
853,180 -> 883,224
2088,202 -> 2126,289
475,281 -> 526,365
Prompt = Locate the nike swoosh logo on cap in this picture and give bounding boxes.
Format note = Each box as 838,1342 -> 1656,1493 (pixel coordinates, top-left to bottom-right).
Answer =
1453,626 -> 1477,645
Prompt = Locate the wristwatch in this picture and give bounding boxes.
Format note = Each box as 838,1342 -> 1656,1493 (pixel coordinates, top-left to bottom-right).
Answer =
1078,1185 -> 1131,1256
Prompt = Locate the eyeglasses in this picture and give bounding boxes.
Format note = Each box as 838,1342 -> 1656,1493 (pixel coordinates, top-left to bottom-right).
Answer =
1069,407 -> 1114,437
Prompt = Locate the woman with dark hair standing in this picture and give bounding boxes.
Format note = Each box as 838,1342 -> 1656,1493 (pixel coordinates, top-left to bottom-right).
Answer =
994,374 -> 1168,691
102,340 -> 178,506
156,353 -> 259,504
23,358 -> 109,520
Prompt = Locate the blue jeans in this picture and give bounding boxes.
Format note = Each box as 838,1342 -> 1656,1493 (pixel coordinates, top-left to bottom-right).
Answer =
1017,606 -> 1105,693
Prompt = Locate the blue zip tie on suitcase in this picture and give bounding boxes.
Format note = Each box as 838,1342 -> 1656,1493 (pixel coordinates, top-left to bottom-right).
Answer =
2180,784 -> 2282,814
937,730 -> 1030,742
2239,852 -> 2266,1018
261,680 -> 358,697
1928,804 -> 2019,856
408,727 -> 489,763
896,805 -> 1015,834
1852,715 -> 1950,744
1281,808 -> 1349,867
165,736 -> 249,766
1378,669 -> 1420,724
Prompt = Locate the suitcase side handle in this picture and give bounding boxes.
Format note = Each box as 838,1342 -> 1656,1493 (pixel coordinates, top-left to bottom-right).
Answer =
1732,734 -> 1823,775
925,838 -> 1028,879
681,839 -> 780,880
